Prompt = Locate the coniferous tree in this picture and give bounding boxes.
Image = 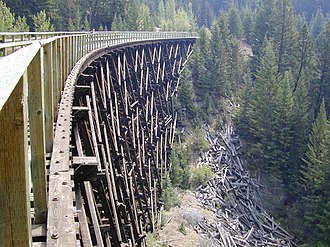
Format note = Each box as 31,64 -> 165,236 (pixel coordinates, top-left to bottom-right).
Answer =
0,1 -> 16,31
178,67 -> 196,119
288,71 -> 312,194
15,16 -> 29,31
310,8 -> 325,37
247,40 -> 279,173
241,7 -> 254,43
273,71 -> 294,179
269,0 -> 299,74
137,4 -> 153,31
173,8 -> 192,31
32,10 -> 54,32
316,19 -> 330,114
228,5 -> 243,39
301,99 -> 329,192
251,0 -> 274,74
83,16 -> 90,31
301,99 -> 330,244
190,28 -> 211,102
157,0 -> 165,26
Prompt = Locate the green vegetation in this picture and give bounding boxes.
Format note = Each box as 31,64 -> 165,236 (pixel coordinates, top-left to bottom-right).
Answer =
162,176 -> 180,211
178,223 -> 187,235
145,232 -> 162,247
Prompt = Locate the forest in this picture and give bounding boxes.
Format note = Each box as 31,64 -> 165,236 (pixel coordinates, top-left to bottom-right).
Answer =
1,0 -> 330,246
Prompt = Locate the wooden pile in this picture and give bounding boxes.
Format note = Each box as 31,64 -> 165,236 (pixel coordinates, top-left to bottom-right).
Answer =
194,124 -> 297,246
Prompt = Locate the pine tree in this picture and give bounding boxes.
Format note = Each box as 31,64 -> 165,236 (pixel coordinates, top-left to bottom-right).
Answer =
288,71 -> 312,194
301,99 -> 329,192
190,28 -> 211,101
228,5 -> 243,39
294,23 -> 320,117
241,7 -> 254,43
68,18 -> 76,31
269,0 -> 299,74
173,8 -> 192,31
310,8 -> 325,37
247,40 -> 279,173
207,14 -> 231,97
178,66 -> 196,118
15,16 -> 29,31
301,99 -> 330,244
157,0 -> 165,26
165,0 -> 175,21
316,19 -> 330,115
32,10 -> 55,32
137,4 -> 153,31
273,71 -> 294,178
0,1 -> 16,31
83,16 -> 90,31
251,0 -> 274,74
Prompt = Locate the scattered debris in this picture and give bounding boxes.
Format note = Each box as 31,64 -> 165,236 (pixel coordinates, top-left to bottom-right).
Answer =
194,124 -> 297,246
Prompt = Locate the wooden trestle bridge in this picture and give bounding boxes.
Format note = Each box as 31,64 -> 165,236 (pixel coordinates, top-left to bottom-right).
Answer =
0,31 -> 196,246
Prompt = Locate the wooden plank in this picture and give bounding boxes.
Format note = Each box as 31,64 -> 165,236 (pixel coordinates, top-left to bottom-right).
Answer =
0,42 -> 40,111
43,42 -> 54,153
32,242 -> 46,247
0,75 -> 31,246
76,186 -> 93,247
32,224 -> 47,238
28,50 -> 47,224
84,181 -> 104,247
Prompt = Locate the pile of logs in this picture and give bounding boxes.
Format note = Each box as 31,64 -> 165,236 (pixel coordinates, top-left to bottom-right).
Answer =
194,124 -> 297,246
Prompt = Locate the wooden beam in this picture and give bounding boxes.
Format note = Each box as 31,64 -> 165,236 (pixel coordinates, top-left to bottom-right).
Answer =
28,49 -> 47,224
0,74 -> 31,246
43,42 -> 54,153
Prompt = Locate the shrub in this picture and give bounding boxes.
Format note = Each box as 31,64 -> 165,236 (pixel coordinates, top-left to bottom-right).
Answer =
190,166 -> 213,187
162,176 -> 180,210
178,223 -> 187,235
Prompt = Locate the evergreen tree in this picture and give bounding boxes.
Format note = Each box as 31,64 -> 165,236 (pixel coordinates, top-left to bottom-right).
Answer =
269,0 -> 299,74
32,10 -> 55,32
83,16 -> 90,31
157,0 -> 165,26
288,71 -> 312,194
316,19 -> 330,115
251,0 -> 274,74
247,40 -> 280,174
273,71 -> 294,179
165,0 -> 176,21
46,0 -> 62,30
301,99 -> 330,245
310,8 -> 325,37
207,14 -> 231,97
0,1 -> 16,31
241,7 -> 254,43
301,99 -> 329,192
68,18 -> 76,31
137,4 -> 153,31
228,5 -> 243,39
15,16 -> 29,31
173,8 -> 192,31
190,28 -> 211,102
178,67 -> 196,119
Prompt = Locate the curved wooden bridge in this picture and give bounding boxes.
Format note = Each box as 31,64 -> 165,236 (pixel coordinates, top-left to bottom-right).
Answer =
0,31 -> 196,246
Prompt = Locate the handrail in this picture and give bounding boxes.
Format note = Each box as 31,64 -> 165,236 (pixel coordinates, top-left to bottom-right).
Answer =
0,31 -> 197,246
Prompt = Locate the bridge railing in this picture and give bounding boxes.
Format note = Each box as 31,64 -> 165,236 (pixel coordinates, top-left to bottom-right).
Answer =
0,31 -> 196,246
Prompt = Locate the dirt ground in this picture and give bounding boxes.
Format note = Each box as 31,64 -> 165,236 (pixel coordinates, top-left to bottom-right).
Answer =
156,190 -> 218,247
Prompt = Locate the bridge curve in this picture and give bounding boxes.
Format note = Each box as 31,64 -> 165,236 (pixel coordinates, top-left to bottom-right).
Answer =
0,32 -> 196,247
